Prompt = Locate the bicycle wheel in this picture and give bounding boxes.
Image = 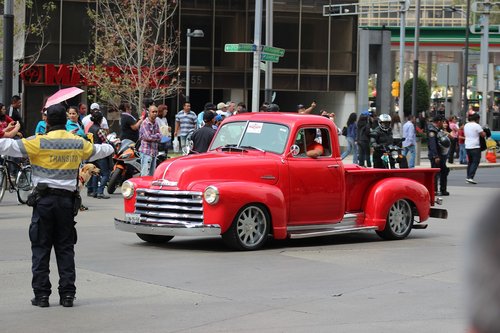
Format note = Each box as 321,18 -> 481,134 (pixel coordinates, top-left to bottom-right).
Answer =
0,169 -> 7,203
16,167 -> 32,205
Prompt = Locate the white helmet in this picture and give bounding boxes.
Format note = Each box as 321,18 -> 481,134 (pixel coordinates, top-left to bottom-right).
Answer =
378,114 -> 392,131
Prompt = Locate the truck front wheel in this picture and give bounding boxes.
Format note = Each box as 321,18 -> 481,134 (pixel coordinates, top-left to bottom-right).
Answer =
222,204 -> 270,251
136,234 -> 174,244
376,199 -> 413,240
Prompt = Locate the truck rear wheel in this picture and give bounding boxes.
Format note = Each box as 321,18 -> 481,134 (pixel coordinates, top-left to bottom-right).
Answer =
222,204 -> 270,251
376,199 -> 413,240
136,234 -> 174,244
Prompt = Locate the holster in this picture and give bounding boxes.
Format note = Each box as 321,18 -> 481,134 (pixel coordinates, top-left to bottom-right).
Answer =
73,193 -> 82,217
26,183 -> 48,207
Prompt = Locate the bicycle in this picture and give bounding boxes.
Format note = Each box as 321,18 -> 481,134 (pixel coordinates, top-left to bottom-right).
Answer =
0,155 -> 33,204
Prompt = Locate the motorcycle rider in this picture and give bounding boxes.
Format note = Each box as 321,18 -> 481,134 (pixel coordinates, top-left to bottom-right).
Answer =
427,114 -> 451,196
370,114 -> 394,168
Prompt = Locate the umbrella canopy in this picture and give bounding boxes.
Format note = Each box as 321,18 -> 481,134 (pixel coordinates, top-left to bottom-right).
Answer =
44,87 -> 84,108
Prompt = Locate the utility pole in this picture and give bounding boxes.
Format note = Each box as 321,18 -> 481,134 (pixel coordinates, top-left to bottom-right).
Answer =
463,0 -> 471,119
411,0 -> 422,117
251,0 -> 263,112
398,0 -> 406,119
264,0 -> 273,104
3,0 -> 14,102
479,1 -> 491,126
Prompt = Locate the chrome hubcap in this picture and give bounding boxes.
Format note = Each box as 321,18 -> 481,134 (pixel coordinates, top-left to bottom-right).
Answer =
236,206 -> 267,246
388,200 -> 412,236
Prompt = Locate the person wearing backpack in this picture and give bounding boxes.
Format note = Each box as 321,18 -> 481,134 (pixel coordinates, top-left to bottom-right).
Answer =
356,111 -> 372,167
341,112 -> 358,163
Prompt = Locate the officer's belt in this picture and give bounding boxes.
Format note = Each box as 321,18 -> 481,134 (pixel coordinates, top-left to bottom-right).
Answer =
46,188 -> 76,197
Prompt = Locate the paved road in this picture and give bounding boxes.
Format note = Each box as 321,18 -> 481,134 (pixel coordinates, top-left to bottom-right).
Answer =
0,167 -> 499,333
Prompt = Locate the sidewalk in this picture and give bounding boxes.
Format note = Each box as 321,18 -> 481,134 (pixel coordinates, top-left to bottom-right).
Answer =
416,150 -> 500,170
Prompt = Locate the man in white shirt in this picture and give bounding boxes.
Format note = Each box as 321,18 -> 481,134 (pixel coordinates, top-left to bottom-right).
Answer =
82,103 -> 109,132
464,112 -> 485,184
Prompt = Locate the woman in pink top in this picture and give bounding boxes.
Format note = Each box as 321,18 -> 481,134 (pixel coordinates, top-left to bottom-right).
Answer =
448,116 -> 459,164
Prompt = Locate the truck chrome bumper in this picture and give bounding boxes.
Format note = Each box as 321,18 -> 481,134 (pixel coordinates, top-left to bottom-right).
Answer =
114,218 -> 221,237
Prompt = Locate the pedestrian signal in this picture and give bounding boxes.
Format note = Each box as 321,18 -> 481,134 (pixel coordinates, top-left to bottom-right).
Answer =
391,81 -> 400,97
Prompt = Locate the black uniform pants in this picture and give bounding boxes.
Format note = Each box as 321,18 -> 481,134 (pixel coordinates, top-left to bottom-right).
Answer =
430,155 -> 449,192
29,194 -> 76,297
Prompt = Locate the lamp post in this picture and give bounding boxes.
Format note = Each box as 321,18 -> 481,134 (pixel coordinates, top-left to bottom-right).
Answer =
186,29 -> 204,102
444,4 -> 470,119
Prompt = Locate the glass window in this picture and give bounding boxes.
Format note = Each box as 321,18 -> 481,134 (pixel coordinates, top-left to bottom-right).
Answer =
210,121 -> 247,149
294,127 -> 331,158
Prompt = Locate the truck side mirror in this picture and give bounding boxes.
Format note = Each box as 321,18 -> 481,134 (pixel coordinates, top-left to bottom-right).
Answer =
290,144 -> 300,157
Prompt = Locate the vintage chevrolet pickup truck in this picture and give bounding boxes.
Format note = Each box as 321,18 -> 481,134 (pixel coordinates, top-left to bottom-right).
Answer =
114,112 -> 447,250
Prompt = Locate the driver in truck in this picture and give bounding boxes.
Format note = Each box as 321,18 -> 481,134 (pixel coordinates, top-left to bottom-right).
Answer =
304,128 -> 324,158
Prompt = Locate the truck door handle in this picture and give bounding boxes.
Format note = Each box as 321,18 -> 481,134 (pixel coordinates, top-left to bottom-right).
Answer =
328,165 -> 339,169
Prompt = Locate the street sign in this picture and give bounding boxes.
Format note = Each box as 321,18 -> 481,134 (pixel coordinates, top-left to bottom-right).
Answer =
261,45 -> 285,57
261,53 -> 280,62
224,43 -> 255,52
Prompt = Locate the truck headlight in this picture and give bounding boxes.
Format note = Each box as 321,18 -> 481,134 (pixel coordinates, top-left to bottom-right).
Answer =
204,186 -> 219,205
121,181 -> 135,199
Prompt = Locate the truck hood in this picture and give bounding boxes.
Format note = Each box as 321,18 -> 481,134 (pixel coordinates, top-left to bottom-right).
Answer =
152,151 -> 281,190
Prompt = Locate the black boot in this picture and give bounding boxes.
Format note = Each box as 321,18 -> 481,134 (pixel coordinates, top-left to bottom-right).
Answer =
59,295 -> 75,307
31,296 -> 49,307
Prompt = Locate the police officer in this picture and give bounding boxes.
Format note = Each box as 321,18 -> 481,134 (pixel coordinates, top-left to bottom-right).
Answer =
427,114 -> 451,196
370,114 -> 394,168
0,104 -> 113,308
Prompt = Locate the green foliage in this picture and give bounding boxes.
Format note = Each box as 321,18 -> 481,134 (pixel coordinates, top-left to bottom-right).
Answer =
403,77 -> 430,117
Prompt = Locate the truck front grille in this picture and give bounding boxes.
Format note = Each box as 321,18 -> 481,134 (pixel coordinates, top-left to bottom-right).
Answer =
134,189 -> 204,225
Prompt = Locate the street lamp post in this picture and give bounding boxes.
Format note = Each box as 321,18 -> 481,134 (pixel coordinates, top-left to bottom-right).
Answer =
444,4 -> 470,119
186,29 -> 204,102
464,0 -> 471,119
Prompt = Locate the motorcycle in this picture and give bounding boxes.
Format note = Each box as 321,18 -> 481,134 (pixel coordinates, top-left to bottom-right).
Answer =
107,135 -> 169,194
380,144 -> 408,169
107,138 -> 142,194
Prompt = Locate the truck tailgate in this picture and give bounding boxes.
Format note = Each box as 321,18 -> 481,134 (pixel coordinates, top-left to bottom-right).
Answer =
343,165 -> 439,212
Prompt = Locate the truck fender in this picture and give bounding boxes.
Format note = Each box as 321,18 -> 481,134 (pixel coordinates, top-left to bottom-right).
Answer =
193,182 -> 288,239
363,177 -> 431,230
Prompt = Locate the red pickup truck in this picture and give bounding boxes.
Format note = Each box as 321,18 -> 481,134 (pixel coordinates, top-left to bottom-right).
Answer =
114,113 -> 447,250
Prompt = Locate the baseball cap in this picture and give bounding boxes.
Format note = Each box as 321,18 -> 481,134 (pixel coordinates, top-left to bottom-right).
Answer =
217,102 -> 228,110
297,104 -> 305,110
90,102 -> 100,110
46,104 -> 67,126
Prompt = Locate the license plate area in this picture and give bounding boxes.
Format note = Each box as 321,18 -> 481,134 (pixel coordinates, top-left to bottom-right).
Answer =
125,213 -> 141,224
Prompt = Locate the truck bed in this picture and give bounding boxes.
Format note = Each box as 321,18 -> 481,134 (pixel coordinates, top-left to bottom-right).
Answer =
343,164 -> 438,212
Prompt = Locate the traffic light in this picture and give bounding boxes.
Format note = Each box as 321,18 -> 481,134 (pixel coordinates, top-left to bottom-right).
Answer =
391,81 -> 400,97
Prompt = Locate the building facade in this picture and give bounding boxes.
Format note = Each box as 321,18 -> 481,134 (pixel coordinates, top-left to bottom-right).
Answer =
5,0 -> 360,136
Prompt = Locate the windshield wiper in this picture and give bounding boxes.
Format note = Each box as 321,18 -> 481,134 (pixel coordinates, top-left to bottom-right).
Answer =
240,145 -> 265,152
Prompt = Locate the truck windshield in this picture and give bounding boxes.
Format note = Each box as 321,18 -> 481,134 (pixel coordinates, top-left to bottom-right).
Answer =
209,121 -> 290,154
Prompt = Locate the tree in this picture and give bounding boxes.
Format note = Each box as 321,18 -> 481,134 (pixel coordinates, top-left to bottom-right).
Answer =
403,77 -> 430,117
76,0 -> 180,111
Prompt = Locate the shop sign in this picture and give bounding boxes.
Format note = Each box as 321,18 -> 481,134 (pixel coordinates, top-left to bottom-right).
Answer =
20,64 -> 171,88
